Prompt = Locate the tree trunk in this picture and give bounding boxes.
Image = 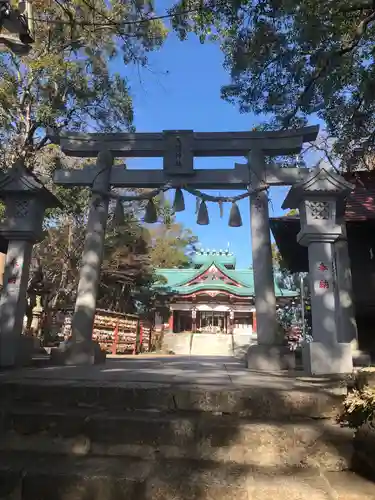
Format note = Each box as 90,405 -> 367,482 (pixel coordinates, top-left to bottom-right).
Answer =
51,219 -> 72,308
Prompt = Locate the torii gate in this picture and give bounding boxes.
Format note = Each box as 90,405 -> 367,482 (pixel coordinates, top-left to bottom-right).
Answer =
52,126 -> 317,367
52,125 -> 355,374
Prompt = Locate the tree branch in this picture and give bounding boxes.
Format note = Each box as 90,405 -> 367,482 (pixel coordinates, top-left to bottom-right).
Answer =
283,8 -> 375,127
34,134 -> 51,151
337,1 -> 374,13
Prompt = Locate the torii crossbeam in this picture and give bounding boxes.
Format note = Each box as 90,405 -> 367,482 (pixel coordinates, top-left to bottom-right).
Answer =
53,126 -> 318,189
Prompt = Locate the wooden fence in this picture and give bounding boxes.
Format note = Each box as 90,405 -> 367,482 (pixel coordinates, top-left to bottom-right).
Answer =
46,308 -> 157,354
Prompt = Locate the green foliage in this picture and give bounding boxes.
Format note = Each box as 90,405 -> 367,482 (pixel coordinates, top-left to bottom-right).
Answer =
147,196 -> 199,269
271,242 -> 282,269
99,212 -> 155,312
272,241 -> 294,272
170,0 -> 375,163
34,206 -> 155,312
286,209 -> 299,217
0,0 -> 167,170
149,221 -> 198,268
0,0 -> 171,308
338,370 -> 375,428
34,215 -> 86,308
0,0 -> 168,223
34,196 -> 199,311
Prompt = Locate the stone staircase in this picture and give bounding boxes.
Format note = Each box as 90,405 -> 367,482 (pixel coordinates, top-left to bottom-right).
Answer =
0,378 -> 374,500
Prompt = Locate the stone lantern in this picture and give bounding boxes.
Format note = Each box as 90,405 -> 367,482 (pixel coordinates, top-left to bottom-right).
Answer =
282,167 -> 355,375
0,161 -> 61,367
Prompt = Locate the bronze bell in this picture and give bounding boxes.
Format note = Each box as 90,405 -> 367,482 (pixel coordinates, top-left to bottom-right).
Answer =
173,188 -> 185,212
196,200 -> 209,225
144,199 -> 158,224
228,202 -> 243,227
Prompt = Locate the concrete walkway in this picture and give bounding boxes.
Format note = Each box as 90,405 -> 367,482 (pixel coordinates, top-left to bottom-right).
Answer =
0,354 -> 344,392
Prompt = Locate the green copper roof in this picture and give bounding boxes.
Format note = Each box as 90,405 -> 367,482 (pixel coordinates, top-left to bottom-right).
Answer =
153,253 -> 297,298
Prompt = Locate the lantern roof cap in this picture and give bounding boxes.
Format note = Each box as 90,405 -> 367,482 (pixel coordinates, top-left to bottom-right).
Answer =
282,167 -> 354,210
0,160 -> 62,208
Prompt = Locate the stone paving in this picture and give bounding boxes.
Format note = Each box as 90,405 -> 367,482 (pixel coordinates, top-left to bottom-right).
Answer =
0,354 -> 346,391
1,355 -> 374,499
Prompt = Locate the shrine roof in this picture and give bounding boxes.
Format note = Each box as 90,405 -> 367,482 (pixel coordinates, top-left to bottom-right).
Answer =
342,171 -> 375,220
153,255 -> 297,298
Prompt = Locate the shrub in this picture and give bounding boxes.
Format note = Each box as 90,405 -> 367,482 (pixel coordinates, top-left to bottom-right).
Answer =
338,370 -> 375,428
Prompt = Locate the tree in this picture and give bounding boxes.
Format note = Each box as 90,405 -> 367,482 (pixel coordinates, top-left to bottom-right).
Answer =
0,0 -> 167,173
271,242 -> 282,269
33,191 -> 199,313
34,214 -> 86,309
149,222 -> 198,269
33,204 -> 155,313
148,204 -> 198,269
98,215 -> 155,313
144,196 -> 199,269
286,209 -> 299,217
170,0 -> 375,165
0,0 -> 170,315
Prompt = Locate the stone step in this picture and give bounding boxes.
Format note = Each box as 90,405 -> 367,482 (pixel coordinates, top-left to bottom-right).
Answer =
0,452 -> 369,500
0,407 -> 353,471
0,379 -> 344,419
352,350 -> 372,367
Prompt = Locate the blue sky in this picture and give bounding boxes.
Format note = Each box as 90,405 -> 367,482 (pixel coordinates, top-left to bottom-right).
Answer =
123,29 -> 316,268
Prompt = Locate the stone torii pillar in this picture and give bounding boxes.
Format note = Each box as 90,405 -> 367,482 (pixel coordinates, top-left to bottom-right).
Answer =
246,149 -> 280,370
0,161 -> 61,367
52,150 -> 114,365
282,167 -> 355,375
334,220 -> 358,346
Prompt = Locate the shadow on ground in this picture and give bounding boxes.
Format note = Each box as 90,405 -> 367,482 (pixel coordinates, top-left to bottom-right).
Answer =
0,355 -> 373,499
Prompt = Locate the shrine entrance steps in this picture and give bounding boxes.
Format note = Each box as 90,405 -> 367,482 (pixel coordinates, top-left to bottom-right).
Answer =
0,356 -> 374,499
162,332 -> 254,357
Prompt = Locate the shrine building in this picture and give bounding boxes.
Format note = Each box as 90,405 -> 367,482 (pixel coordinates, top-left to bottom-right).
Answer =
154,249 -> 298,335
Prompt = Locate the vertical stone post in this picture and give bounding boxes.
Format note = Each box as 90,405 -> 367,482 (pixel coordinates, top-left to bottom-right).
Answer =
249,149 -> 277,344
282,167 -> 355,375
0,240 -> 33,366
333,222 -> 358,346
0,162 -> 61,367
247,149 -> 281,370
307,241 -> 339,346
191,307 -> 197,333
56,150 -> 113,365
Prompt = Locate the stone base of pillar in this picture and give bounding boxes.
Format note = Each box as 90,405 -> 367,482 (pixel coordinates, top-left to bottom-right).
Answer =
247,344 -> 295,371
302,342 -> 353,375
0,335 -> 44,368
17,336 -> 43,365
50,339 -> 106,366
352,350 -> 372,367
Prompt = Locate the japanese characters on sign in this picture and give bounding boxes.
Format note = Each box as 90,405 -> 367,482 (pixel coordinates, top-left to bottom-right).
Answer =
7,258 -> 20,285
317,262 -> 330,290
